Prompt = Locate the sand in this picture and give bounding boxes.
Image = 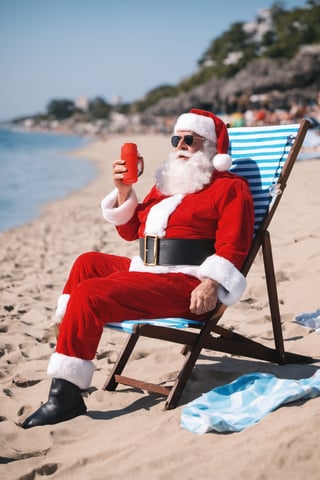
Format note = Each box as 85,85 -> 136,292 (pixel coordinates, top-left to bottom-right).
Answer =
1,133 -> 320,480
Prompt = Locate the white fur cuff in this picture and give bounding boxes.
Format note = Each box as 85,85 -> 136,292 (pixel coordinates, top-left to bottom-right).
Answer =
198,254 -> 246,306
47,352 -> 94,390
54,294 -> 70,322
101,188 -> 138,225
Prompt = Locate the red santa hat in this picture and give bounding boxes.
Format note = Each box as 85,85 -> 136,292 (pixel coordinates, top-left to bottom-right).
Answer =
174,108 -> 232,171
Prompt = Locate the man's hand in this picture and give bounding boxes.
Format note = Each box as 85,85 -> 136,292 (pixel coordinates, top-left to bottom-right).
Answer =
112,159 -> 133,205
189,278 -> 219,315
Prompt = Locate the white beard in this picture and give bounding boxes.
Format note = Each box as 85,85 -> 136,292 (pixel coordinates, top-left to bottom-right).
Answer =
155,149 -> 214,195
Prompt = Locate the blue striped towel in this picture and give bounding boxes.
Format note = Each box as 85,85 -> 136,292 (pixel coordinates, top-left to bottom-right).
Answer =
294,309 -> 320,333
181,370 -> 320,434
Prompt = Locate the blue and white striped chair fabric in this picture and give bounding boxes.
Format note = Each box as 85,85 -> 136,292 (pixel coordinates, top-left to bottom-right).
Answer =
106,124 -> 300,334
107,318 -> 203,333
229,123 -> 299,233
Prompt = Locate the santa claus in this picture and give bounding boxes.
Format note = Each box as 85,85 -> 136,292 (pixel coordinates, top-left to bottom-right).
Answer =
21,108 -> 254,429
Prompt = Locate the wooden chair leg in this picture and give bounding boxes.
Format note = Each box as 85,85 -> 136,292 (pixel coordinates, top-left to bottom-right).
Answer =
262,231 -> 286,364
103,330 -> 139,391
164,319 -> 219,410
164,345 -> 201,410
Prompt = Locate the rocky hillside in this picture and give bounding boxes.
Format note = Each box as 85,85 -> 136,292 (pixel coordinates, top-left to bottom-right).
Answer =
141,44 -> 320,119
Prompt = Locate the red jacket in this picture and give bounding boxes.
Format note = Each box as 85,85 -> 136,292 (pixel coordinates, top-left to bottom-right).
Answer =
101,171 -> 254,306
116,171 -> 254,271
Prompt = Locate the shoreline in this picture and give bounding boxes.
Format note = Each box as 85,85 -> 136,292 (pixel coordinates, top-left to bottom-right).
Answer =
1,125 -> 319,236
0,133 -> 170,339
0,128 -> 95,234
1,134 -> 320,480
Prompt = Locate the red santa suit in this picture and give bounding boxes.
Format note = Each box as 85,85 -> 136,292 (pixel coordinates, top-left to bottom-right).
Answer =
48,169 -> 254,391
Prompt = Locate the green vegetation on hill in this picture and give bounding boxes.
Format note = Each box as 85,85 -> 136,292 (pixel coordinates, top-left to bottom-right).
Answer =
131,0 -> 320,112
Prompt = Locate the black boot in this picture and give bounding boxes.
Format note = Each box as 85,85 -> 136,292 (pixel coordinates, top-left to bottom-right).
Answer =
21,378 -> 87,429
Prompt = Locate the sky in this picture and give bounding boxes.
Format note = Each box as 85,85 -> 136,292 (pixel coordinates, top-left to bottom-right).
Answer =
0,0 -> 309,121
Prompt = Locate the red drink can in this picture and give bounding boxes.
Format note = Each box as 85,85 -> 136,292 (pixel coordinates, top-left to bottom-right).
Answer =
121,143 -> 143,184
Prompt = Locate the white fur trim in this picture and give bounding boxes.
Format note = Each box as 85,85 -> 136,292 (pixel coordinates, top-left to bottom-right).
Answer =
54,294 -> 70,322
174,113 -> 216,142
130,255 -> 199,276
213,153 -> 232,171
130,253 -> 245,306
145,194 -> 183,237
47,352 -> 94,390
101,188 -> 138,225
198,254 -> 246,306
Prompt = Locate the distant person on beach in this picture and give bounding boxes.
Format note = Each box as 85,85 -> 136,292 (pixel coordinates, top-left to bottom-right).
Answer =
21,108 -> 254,428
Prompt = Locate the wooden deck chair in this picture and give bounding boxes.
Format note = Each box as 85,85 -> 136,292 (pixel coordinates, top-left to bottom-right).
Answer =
103,118 -> 315,410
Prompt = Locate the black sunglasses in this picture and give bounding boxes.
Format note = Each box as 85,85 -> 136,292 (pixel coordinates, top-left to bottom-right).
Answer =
171,134 -> 204,148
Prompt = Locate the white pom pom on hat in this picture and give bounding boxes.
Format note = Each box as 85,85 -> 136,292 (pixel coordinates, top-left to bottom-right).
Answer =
174,108 -> 232,171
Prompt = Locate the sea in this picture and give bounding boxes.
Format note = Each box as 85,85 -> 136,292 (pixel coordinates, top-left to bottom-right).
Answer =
0,127 -> 96,232
0,124 -> 319,234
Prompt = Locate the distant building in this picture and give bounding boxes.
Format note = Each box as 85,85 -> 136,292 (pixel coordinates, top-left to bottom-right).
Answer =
111,95 -> 122,106
75,95 -> 89,111
223,51 -> 243,66
243,8 -> 272,43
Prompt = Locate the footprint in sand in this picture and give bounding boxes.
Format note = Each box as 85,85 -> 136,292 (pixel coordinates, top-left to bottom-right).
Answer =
18,343 -> 30,358
276,270 -> 290,282
97,348 -> 149,363
96,349 -> 119,363
7,461 -> 57,478
130,350 -> 150,361
0,343 -> 13,357
12,375 -> 41,388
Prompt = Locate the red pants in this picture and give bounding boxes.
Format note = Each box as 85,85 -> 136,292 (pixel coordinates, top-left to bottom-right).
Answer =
56,252 -> 202,360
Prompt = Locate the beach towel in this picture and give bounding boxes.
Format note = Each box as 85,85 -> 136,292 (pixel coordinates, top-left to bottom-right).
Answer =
294,309 -> 320,333
181,370 -> 320,434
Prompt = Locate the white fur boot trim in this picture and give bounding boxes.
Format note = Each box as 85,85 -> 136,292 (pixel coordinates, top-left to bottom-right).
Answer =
54,294 -> 70,322
47,352 -> 94,390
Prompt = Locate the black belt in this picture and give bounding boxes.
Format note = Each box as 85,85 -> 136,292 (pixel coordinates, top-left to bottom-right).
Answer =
139,235 -> 215,266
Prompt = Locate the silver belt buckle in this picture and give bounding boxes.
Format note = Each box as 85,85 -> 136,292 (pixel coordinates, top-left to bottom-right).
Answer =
144,234 -> 158,266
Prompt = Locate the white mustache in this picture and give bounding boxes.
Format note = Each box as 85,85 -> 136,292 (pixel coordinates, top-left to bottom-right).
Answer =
174,150 -> 192,159
155,149 -> 214,196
